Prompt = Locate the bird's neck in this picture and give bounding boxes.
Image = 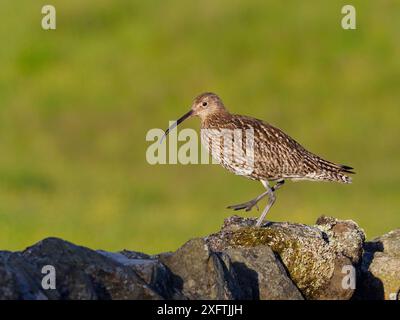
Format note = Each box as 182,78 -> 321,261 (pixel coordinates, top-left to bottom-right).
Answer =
200,109 -> 232,128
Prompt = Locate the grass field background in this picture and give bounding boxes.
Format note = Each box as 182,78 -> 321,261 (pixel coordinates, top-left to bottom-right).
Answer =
0,1 -> 399,252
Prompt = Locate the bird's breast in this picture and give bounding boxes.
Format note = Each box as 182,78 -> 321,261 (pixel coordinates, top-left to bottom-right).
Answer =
200,126 -> 256,177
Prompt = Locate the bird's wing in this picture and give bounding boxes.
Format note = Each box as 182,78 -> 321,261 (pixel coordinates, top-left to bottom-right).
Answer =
231,115 -> 352,181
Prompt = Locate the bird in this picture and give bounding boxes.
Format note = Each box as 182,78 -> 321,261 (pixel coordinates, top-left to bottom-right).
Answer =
161,92 -> 354,227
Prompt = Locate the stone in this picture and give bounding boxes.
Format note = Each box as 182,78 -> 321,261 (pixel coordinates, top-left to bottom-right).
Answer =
158,238 -> 241,299
206,215 -> 365,299
224,246 -> 303,299
357,229 -> 400,300
1,216 -> 397,300
0,237 -> 162,300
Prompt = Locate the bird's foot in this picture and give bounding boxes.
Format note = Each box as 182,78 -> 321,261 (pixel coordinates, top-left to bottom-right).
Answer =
227,200 -> 259,212
255,219 -> 271,228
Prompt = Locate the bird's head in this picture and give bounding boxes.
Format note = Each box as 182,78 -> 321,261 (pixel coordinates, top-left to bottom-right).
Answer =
161,92 -> 226,142
191,92 -> 226,119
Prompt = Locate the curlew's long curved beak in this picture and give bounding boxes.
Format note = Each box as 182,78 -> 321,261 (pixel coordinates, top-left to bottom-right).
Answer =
160,109 -> 193,144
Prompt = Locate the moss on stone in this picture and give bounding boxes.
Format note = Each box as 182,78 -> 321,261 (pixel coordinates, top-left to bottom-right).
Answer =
221,225 -> 335,299
205,216 -> 365,299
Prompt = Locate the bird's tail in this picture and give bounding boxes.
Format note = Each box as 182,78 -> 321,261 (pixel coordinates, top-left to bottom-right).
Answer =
314,158 -> 355,184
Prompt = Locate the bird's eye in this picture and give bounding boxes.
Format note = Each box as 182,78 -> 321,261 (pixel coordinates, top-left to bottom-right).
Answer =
202,102 -> 208,107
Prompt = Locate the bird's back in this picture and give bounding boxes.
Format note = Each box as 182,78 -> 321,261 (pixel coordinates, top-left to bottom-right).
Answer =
201,113 -> 354,183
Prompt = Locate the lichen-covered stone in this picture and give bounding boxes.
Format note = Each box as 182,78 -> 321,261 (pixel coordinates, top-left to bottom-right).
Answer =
206,215 -> 365,300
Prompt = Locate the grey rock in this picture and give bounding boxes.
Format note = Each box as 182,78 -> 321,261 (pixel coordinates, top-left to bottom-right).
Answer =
1,216 -> 397,300
98,250 -> 179,299
158,238 -> 241,299
357,229 -> 400,300
0,237 -> 162,300
0,251 -> 48,300
0,253 -> 18,300
224,246 -> 303,299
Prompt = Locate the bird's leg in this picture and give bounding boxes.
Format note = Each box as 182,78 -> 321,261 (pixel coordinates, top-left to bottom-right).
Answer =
271,179 -> 285,192
227,180 -> 285,212
255,180 -> 285,227
255,184 -> 275,227
227,190 -> 270,212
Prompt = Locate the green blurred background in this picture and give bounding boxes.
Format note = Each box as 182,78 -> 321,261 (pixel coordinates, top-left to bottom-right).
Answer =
0,0 -> 399,253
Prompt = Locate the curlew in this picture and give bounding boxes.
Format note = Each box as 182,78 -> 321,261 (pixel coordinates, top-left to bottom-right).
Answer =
161,93 -> 354,227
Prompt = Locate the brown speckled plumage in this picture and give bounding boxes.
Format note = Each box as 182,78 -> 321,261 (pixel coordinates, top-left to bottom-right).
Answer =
202,111 -> 353,183
163,92 -> 355,226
